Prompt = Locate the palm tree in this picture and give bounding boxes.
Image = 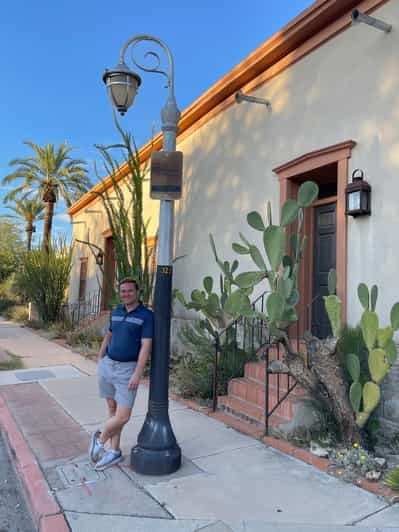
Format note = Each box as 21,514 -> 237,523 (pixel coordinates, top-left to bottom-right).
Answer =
4,196 -> 45,251
2,141 -> 91,249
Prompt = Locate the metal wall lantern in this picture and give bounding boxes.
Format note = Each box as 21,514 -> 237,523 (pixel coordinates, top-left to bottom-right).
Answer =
345,169 -> 371,217
96,250 -> 104,266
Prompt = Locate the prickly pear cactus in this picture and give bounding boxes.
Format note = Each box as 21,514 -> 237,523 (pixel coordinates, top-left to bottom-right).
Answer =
231,180 -> 319,331
174,234 -> 252,337
341,282 -> 399,428
175,181 -> 319,339
324,276 -> 399,427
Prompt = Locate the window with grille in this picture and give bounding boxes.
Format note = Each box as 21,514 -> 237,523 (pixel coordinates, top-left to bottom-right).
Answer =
79,259 -> 88,301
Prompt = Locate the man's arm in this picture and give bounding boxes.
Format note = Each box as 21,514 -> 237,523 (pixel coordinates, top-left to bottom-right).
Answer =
128,338 -> 152,390
98,331 -> 112,361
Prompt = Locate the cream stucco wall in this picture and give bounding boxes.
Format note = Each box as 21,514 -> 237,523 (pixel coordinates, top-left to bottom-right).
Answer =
69,173 -> 159,305
172,1 -> 399,328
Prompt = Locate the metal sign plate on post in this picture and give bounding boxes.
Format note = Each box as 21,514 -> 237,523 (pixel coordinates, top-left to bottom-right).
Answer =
150,151 -> 183,200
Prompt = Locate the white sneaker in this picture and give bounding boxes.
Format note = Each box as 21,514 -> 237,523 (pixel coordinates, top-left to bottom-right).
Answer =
89,430 -> 105,463
94,449 -> 123,471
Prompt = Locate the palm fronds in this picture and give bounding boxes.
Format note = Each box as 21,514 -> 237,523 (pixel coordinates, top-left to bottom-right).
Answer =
2,141 -> 92,245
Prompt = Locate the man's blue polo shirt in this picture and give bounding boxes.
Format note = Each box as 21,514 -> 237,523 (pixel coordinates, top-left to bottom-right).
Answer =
106,303 -> 154,362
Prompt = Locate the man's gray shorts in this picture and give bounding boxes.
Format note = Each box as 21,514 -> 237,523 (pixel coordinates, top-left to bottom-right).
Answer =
98,356 -> 138,409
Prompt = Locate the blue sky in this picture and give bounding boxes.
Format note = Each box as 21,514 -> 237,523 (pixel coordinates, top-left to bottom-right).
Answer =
0,0 -> 312,244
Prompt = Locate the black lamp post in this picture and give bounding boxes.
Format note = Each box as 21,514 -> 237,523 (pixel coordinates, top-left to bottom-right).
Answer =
103,35 -> 181,475
345,169 -> 371,217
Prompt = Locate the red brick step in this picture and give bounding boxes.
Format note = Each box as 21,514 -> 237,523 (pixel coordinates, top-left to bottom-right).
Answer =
218,360 -> 308,429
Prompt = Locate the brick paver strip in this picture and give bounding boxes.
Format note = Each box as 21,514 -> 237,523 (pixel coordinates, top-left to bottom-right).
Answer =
1,382 -> 89,463
0,392 -> 69,532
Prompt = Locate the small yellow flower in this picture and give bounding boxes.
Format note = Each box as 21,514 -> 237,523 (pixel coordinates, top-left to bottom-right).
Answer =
353,443 -> 359,448
361,455 -> 366,460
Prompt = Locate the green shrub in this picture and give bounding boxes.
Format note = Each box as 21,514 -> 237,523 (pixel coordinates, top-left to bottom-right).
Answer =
385,466 -> 399,490
0,276 -> 24,316
0,275 -> 21,300
65,325 -> 103,355
3,305 -> 29,322
0,351 -> 23,371
172,322 -> 214,399
27,319 -> 46,330
17,237 -> 72,324
0,298 -> 14,315
47,320 -> 75,338
172,322 -> 256,400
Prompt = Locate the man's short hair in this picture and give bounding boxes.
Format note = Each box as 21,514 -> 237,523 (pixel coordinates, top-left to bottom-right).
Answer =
119,277 -> 139,290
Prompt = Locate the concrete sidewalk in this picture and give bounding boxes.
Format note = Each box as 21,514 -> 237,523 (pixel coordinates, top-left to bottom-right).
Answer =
1,318 -> 399,531
0,317 -> 96,375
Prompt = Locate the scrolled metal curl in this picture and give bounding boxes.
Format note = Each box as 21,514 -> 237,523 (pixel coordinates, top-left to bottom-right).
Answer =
119,35 -> 174,91
130,45 -> 168,81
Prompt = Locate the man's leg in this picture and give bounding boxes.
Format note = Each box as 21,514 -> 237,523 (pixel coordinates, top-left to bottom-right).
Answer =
105,398 -> 122,451
99,405 -> 132,448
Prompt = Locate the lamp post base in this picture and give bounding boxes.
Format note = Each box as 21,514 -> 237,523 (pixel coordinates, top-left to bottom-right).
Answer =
130,399 -> 181,475
131,443 -> 181,475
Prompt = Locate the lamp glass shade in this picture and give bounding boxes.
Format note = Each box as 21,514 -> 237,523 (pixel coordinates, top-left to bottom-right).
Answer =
109,73 -> 138,114
348,190 -> 361,212
103,66 -> 141,115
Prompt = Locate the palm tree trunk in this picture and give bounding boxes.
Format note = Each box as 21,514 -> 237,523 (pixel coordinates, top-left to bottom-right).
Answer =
42,201 -> 55,251
26,230 -> 33,251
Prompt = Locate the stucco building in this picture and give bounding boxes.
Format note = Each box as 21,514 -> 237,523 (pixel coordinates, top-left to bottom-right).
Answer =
67,0 -> 399,433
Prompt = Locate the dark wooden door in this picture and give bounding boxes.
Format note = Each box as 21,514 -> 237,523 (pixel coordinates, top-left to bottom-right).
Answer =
311,203 -> 336,339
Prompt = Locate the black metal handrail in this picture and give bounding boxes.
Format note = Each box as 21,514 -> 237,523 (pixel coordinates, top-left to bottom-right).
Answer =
211,288 -> 324,436
211,291 -> 270,411
263,293 -> 322,434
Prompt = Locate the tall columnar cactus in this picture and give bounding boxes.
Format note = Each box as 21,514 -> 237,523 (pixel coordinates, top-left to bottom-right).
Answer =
174,235 -> 252,337
231,181 -> 319,331
345,283 -> 399,428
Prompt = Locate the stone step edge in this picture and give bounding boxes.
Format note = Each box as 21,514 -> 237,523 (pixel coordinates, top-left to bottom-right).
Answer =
230,376 -> 301,394
227,389 -> 300,412
219,397 -> 264,425
218,395 -> 287,426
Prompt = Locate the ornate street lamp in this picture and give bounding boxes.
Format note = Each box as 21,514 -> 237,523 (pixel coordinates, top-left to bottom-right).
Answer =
345,169 -> 371,217
103,63 -> 141,116
103,35 -> 181,475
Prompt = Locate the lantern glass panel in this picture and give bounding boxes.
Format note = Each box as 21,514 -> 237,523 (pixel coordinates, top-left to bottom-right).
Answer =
361,190 -> 369,211
348,190 -> 361,212
108,74 -> 128,107
125,80 -> 138,108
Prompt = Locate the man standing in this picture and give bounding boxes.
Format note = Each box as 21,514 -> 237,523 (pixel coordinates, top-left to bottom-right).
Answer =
89,277 -> 153,471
